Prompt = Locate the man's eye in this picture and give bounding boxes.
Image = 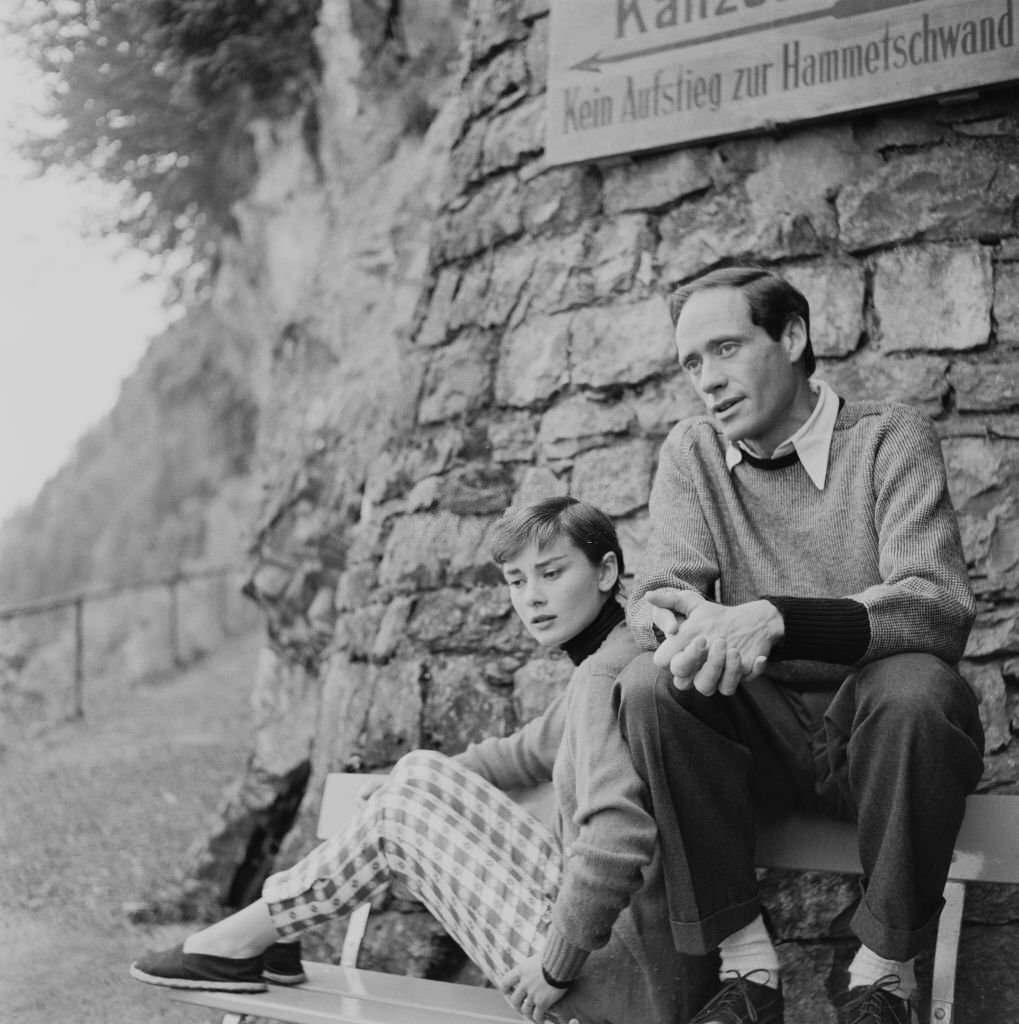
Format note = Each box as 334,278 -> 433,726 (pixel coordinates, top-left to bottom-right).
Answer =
718,341 -> 740,357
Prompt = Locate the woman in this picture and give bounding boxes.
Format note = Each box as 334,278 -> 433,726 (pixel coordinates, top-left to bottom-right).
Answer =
131,497 -> 715,1023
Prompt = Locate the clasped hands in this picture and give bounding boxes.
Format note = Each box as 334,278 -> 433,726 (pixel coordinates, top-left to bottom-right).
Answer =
647,588 -> 784,696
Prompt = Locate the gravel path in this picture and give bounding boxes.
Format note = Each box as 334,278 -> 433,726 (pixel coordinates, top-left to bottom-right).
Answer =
0,630 -> 263,1023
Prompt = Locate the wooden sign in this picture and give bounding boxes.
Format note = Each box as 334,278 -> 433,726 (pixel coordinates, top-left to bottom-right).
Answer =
546,0 -> 1019,165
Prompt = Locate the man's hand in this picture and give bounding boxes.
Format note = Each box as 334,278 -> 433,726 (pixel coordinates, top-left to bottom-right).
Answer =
648,590 -> 783,696
501,954 -> 569,1023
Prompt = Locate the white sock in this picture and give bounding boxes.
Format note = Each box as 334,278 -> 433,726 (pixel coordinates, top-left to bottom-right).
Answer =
718,914 -> 780,989
848,945 -> 917,1000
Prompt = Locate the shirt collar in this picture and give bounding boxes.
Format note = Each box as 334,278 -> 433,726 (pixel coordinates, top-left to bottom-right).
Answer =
724,379 -> 840,489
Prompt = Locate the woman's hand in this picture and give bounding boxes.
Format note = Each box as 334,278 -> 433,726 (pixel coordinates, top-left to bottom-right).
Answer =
501,953 -> 570,1023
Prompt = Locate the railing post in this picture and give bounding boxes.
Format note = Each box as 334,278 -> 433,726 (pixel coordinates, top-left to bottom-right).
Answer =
72,596 -> 85,719
169,575 -> 182,669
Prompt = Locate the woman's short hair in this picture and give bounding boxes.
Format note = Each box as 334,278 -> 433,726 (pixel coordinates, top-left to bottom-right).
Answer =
668,266 -> 816,377
490,497 -> 624,595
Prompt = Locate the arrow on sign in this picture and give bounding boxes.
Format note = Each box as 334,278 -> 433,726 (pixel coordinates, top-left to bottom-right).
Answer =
570,0 -> 930,72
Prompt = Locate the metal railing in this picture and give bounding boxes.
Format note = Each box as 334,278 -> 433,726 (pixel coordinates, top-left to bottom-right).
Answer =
0,565 -> 244,719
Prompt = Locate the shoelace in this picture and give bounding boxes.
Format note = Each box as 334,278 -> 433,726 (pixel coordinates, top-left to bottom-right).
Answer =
841,974 -> 910,1023
691,970 -> 776,1024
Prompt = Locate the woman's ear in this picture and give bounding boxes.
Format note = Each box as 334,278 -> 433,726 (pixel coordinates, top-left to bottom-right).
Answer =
598,551 -> 619,593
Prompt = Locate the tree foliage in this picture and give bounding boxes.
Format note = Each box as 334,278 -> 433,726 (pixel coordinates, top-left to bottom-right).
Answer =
12,0 -> 321,285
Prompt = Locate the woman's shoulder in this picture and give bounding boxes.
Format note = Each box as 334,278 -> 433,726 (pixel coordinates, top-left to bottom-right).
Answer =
575,621 -> 640,680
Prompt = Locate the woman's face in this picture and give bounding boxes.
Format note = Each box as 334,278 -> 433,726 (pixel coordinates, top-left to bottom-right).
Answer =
501,535 -> 618,647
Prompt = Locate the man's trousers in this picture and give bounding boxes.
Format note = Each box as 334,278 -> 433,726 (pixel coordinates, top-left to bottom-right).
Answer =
616,652 -> 985,960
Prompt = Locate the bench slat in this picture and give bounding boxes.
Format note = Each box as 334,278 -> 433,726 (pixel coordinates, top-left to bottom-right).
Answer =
755,794 -> 1019,884
170,963 -> 519,1024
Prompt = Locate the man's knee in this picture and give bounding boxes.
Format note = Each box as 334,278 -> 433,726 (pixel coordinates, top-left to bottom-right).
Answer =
616,652 -> 673,739
850,654 -> 981,747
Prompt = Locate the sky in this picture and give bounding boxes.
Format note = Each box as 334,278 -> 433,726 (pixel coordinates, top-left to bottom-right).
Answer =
0,3 -> 171,527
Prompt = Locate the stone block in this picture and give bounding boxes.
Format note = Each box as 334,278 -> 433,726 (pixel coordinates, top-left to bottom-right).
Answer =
463,47 -> 529,119
537,394 -> 634,460
464,0 -> 530,66
760,869 -> 858,941
416,267 -> 461,348
657,190 -> 757,284
615,512 -> 650,583
523,13 -> 548,95
406,586 -> 522,655
495,313 -> 571,407
372,596 -> 415,661
837,145 -> 1019,250
776,943 -> 841,1024
571,440 -> 655,517
513,655 -> 574,723
994,259 -> 1019,343
966,607 -> 1019,658
819,355 -> 948,417
782,260 -> 866,358
436,176 -> 523,260
625,375 -> 704,435
571,295 -> 675,389
588,215 -> 656,296
963,661 -> 1011,753
873,245 -> 992,353
512,466 -> 569,506
521,166 -> 601,236
602,148 -> 713,215
481,97 -> 545,176
423,654 -> 516,751
438,466 -> 515,515
333,604 -> 387,659
956,923 -> 1019,1022
488,415 -> 538,462
417,331 -> 494,425
942,437 -> 1019,594
523,231 -> 592,315
443,119 -> 486,197
950,360 -> 1019,412
377,512 -> 496,591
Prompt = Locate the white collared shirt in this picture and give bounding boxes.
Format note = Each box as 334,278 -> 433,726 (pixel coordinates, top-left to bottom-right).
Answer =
724,379 -> 839,490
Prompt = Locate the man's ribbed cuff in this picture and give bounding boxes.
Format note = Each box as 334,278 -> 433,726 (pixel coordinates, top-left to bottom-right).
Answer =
541,925 -> 589,984
763,596 -> 870,665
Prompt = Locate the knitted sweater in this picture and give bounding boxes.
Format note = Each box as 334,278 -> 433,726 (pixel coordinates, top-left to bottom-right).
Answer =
456,622 -> 689,1024
629,400 -> 974,686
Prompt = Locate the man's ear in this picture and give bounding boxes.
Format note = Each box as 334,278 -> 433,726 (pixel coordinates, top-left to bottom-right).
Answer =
598,552 -> 620,593
780,315 -> 809,364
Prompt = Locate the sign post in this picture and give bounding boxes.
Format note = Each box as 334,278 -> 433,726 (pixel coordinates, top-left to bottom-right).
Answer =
547,0 -> 1018,165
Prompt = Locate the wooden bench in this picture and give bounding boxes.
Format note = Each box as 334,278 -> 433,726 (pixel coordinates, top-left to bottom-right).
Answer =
169,774 -> 1019,1024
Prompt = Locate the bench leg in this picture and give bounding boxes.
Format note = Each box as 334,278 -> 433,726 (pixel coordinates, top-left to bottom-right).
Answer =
928,879 -> 965,1024
341,902 -> 371,967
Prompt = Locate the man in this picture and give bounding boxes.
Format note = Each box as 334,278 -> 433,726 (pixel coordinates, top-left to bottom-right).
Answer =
617,266 -> 984,1024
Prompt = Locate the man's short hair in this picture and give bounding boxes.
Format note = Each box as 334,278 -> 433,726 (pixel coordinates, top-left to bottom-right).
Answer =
668,266 -> 816,377
490,496 -> 625,596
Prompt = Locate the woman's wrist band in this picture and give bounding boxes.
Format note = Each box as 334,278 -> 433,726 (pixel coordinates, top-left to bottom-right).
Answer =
541,966 -> 572,990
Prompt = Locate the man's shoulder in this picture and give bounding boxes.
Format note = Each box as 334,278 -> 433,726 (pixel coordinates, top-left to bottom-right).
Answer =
835,398 -> 936,436
664,413 -> 725,452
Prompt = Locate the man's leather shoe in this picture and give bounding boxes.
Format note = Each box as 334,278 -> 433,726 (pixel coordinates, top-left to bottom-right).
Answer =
834,976 -> 918,1024
689,971 -> 784,1024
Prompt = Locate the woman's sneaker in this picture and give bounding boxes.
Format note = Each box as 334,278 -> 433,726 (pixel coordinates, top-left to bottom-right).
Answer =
263,940 -> 307,985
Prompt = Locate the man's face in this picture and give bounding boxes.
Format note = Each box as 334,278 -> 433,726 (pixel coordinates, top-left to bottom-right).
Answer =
674,286 -> 807,457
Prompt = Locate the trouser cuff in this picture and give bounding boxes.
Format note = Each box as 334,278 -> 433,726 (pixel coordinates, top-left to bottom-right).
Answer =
671,895 -> 761,956
851,892 -> 943,961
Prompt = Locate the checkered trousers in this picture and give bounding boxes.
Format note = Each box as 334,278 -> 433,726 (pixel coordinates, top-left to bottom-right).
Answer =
263,749 -> 563,985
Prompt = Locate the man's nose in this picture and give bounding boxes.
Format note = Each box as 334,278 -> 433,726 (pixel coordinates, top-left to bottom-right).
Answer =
699,356 -> 726,393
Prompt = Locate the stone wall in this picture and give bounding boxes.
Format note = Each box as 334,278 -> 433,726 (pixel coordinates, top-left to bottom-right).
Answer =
182,1 -> 1019,1019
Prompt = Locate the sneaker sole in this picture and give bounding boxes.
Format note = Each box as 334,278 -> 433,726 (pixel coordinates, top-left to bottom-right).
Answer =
130,963 -> 267,992
263,970 -> 307,986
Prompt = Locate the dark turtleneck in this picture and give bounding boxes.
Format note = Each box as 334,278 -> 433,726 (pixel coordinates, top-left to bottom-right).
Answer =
561,597 -> 625,666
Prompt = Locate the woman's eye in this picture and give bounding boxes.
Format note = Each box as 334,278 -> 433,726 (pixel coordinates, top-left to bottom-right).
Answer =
507,578 -> 524,589
683,359 -> 701,375
543,569 -> 561,580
